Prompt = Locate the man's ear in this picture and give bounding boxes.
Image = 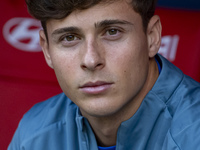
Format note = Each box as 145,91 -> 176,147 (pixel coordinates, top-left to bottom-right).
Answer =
39,30 -> 54,69
147,15 -> 162,58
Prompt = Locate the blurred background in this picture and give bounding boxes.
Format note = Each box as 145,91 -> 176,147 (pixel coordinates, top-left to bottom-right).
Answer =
1,0 -> 200,149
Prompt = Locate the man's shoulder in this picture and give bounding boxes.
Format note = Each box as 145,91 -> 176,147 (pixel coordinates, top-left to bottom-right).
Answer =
171,74 -> 200,109
167,66 -> 200,121
155,55 -> 200,149
167,75 -> 200,149
18,93 -> 78,139
24,93 -> 74,119
155,54 -> 200,104
25,93 -> 71,115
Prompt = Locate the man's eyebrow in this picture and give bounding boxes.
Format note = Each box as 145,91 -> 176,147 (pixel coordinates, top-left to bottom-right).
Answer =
95,19 -> 134,28
51,27 -> 80,36
51,20 -> 133,36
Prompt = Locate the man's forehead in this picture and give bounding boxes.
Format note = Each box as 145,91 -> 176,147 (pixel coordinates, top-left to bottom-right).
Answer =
46,0 -> 138,34
48,0 -> 133,23
47,0 -> 132,21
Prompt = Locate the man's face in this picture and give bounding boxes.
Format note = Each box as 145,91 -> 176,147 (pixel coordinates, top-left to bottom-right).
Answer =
41,0 -> 155,118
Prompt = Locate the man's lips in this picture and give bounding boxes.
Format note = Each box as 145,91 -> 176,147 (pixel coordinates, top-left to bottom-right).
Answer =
79,81 -> 113,94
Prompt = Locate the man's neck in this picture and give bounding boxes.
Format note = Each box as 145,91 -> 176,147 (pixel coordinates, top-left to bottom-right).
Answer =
81,57 -> 159,147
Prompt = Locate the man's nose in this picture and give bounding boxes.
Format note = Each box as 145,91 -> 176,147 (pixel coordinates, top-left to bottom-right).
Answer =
80,39 -> 105,71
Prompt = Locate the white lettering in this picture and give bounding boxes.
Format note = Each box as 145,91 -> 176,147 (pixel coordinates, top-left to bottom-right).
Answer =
159,35 -> 179,62
3,17 -> 42,52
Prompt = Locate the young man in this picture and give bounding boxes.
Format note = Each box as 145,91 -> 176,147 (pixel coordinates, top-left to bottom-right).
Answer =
8,0 -> 200,149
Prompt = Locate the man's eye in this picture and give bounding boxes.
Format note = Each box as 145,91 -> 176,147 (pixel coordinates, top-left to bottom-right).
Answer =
58,34 -> 81,47
63,35 -> 79,41
103,28 -> 123,41
107,29 -> 118,35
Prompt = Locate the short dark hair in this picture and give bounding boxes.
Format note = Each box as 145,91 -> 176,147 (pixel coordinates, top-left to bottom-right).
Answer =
26,0 -> 157,37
